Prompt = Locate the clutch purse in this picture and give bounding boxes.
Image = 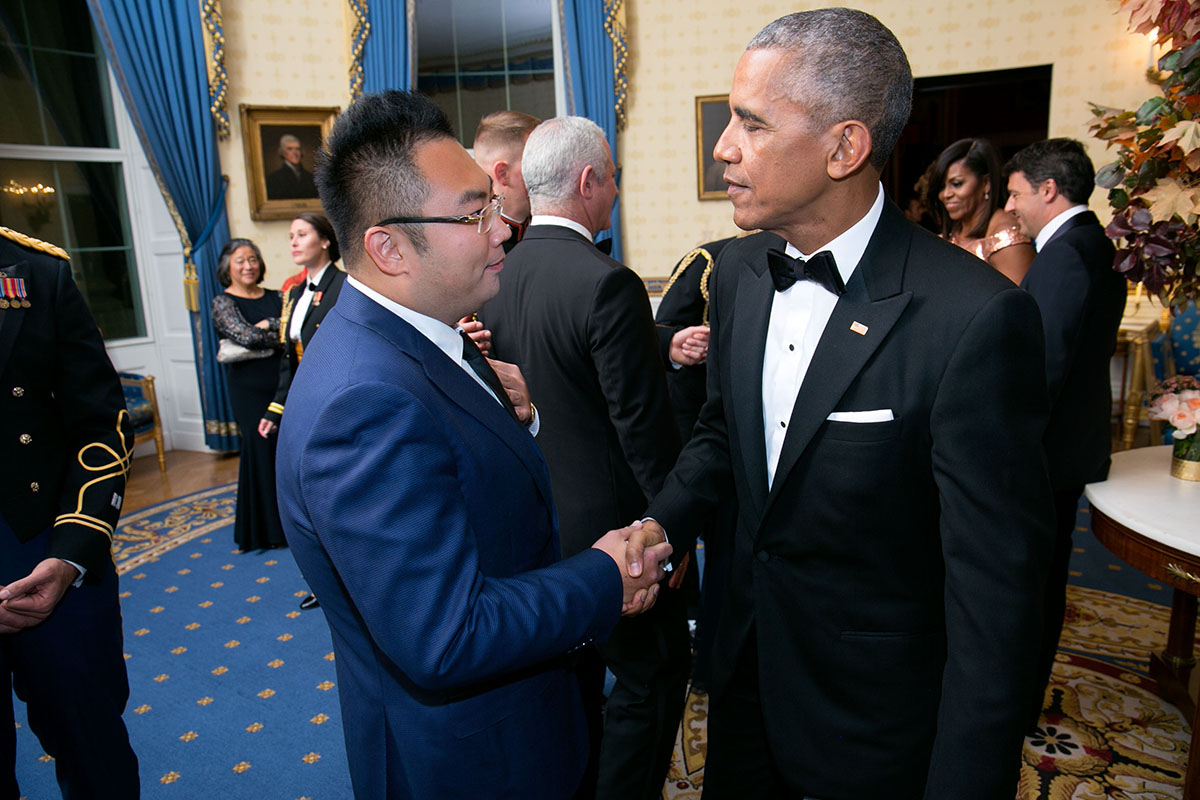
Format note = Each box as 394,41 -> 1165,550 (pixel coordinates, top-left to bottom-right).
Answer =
217,338 -> 274,364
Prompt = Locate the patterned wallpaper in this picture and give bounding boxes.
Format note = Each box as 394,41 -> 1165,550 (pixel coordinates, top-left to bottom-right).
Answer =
215,0 -> 1153,284
215,0 -> 351,288
620,0 -> 1154,277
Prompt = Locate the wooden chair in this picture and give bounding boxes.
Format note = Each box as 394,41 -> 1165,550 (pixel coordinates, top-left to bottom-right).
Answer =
119,372 -> 166,472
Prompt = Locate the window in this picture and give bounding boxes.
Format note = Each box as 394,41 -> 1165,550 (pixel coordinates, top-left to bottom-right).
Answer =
413,0 -> 558,148
0,0 -> 145,340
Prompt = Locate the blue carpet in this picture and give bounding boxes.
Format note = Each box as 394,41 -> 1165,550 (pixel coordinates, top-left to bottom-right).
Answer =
12,483 -> 353,799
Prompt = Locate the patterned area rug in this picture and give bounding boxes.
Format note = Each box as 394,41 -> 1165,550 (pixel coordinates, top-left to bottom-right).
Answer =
662,585 -> 1193,799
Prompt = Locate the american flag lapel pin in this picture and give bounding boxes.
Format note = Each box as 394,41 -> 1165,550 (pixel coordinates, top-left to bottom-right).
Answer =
850,321 -> 868,336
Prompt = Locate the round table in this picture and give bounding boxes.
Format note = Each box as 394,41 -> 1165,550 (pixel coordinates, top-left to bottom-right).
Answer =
1085,445 -> 1200,798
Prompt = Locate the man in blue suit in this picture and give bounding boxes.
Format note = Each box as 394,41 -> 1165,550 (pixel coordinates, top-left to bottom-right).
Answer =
274,90 -> 670,799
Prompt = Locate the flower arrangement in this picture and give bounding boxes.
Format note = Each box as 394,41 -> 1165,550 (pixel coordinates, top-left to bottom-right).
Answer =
1147,374 -> 1200,476
1088,0 -> 1200,311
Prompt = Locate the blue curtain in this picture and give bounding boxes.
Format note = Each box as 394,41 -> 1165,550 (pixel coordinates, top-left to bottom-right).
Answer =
87,0 -> 238,451
363,0 -> 411,92
561,0 -> 623,263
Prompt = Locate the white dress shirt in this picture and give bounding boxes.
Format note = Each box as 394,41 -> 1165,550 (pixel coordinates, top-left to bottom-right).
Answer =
346,277 -> 538,435
762,184 -> 885,489
1034,205 -> 1088,252
288,262 -> 332,342
529,215 -> 593,241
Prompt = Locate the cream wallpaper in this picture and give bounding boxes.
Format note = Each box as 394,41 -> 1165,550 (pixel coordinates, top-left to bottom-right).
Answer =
215,0 -> 351,287
214,0 -> 1154,284
620,0 -> 1154,277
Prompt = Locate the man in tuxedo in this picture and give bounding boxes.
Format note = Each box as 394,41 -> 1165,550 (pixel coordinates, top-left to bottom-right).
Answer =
1005,138 -> 1127,721
265,134 -> 318,200
637,10 -> 1055,799
472,110 -> 540,252
480,116 -> 689,800
0,226 -> 139,798
274,90 -> 669,800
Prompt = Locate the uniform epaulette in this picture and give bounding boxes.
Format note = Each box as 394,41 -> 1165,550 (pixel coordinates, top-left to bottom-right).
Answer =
0,226 -> 70,261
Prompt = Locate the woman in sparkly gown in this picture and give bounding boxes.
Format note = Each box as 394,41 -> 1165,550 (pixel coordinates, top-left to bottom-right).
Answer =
211,238 -> 286,551
926,138 -> 1035,285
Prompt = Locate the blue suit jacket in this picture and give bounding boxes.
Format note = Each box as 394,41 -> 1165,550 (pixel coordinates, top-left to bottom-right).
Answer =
276,283 -> 622,799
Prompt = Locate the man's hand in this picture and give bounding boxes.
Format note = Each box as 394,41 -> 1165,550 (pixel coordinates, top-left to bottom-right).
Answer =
0,558 -> 79,633
457,315 -> 491,356
487,358 -> 533,425
258,418 -> 278,438
669,325 -> 710,366
592,521 -> 672,617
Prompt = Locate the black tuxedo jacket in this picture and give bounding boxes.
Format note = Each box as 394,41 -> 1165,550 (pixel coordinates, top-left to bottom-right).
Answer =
1021,211 -> 1125,489
265,264 -> 346,424
646,202 -> 1055,800
0,230 -> 132,578
655,238 -> 733,443
481,225 -> 680,557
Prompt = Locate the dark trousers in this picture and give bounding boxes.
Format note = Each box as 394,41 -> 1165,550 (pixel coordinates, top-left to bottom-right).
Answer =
703,630 -> 806,799
574,582 -> 691,800
1030,486 -> 1084,726
0,523 -> 139,800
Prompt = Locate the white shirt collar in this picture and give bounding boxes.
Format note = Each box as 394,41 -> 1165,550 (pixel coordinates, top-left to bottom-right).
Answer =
783,183 -> 885,288
345,276 -> 463,365
1035,205 -> 1088,251
305,262 -> 332,289
529,215 -> 593,242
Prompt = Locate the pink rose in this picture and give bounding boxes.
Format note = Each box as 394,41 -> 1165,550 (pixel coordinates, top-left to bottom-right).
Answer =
1180,389 -> 1200,411
1150,395 -> 1181,422
1170,406 -> 1198,439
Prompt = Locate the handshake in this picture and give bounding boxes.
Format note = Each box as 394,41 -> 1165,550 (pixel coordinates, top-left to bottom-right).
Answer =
591,519 -> 672,617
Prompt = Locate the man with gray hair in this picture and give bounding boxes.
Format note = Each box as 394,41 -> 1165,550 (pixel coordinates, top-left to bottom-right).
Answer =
638,9 -> 1055,799
480,116 -> 689,800
265,133 -> 317,200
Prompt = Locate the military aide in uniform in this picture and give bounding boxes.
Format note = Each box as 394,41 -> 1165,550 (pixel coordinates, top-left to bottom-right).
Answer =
0,226 -> 139,798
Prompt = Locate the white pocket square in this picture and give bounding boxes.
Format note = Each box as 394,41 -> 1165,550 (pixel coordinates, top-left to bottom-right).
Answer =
826,409 -> 894,423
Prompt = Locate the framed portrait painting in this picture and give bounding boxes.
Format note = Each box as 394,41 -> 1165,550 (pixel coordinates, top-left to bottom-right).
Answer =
239,105 -> 339,220
695,94 -> 731,200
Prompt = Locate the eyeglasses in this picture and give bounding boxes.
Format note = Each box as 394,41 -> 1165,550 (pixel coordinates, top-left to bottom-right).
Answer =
376,195 -> 504,235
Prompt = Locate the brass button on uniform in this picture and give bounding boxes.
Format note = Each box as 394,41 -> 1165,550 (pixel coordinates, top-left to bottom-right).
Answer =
30,482 -> 39,492
18,433 -> 32,445
11,386 -> 24,397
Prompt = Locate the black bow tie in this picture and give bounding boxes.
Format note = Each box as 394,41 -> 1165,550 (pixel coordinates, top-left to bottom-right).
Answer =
307,281 -> 319,292
766,248 -> 845,296
595,237 -> 613,256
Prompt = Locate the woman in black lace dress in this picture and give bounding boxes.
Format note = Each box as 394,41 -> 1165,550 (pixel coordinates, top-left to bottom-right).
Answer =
212,238 -> 286,550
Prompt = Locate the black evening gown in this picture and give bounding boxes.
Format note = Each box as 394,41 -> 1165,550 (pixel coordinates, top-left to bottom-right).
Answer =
213,291 -> 286,551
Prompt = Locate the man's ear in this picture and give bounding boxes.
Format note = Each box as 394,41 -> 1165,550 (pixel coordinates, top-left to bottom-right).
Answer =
827,121 -> 872,180
578,164 -> 596,200
1040,178 -> 1061,204
363,226 -> 412,277
493,160 -> 511,191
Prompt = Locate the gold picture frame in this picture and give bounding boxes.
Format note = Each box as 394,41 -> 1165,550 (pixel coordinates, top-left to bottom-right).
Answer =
239,104 -> 340,220
696,94 -> 731,200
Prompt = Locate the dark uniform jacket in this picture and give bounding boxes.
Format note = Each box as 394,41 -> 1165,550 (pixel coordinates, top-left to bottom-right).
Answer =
654,238 -> 733,443
0,227 -> 132,579
263,264 -> 346,425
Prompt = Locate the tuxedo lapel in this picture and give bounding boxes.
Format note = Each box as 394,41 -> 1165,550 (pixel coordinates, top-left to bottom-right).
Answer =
729,249 -> 776,516
0,259 -> 29,378
763,203 -> 914,518
1041,210 -> 1100,250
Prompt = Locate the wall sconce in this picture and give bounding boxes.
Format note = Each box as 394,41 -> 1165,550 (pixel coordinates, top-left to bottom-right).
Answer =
2,180 -> 56,235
